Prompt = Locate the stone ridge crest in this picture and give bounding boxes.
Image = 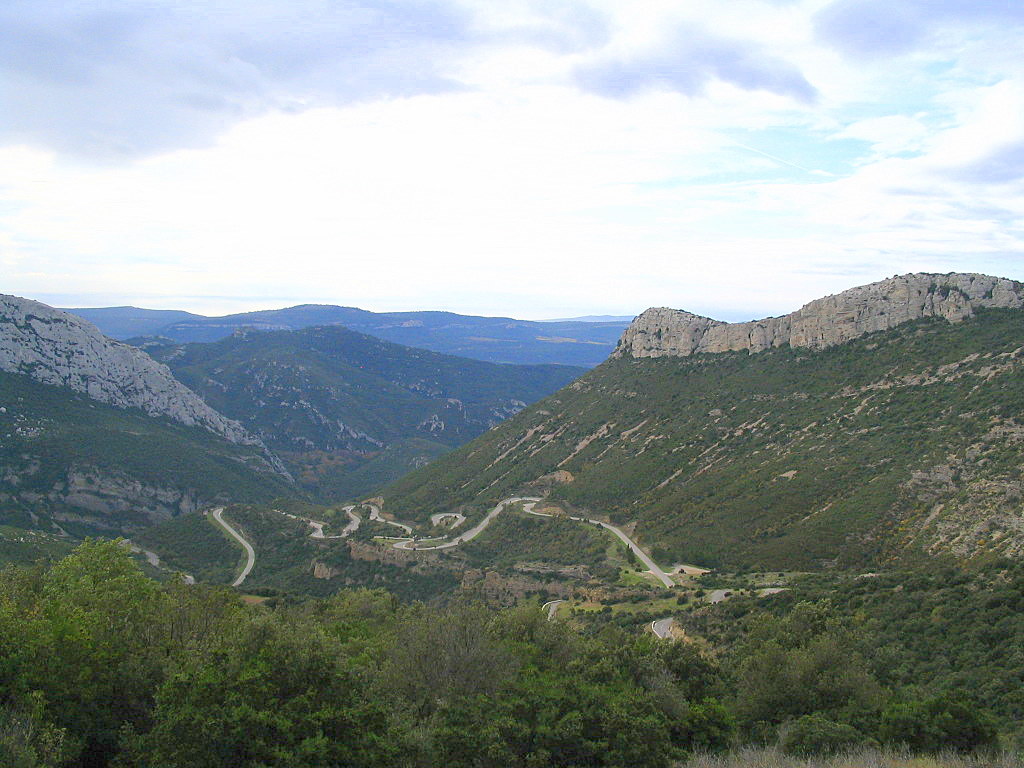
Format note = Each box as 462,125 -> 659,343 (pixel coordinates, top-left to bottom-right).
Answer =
614,273 -> 1024,359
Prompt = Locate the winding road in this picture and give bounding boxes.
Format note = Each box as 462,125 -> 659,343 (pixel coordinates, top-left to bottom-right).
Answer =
368,503 -> 413,535
384,497 -> 676,589
391,497 -> 537,551
211,507 -> 255,587
542,599 -> 565,620
279,505 -> 361,540
207,496 -> 676,593
522,501 -> 675,588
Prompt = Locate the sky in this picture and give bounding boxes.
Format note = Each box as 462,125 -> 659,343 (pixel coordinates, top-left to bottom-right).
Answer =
1,0 -> 1023,322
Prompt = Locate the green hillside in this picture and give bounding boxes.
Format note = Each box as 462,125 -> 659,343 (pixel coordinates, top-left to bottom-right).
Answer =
382,309 -> 1024,571
147,325 -> 585,499
0,370 -> 294,547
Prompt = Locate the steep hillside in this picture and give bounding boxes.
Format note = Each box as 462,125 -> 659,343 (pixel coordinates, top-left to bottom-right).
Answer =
1,294 -> 261,447
0,370 -> 294,537
383,275 -> 1024,572
70,303 -> 629,367
0,295 -> 294,555
146,325 -> 586,498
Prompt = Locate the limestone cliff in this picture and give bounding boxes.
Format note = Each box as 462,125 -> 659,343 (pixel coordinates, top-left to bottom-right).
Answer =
615,273 -> 1024,359
0,293 -> 259,446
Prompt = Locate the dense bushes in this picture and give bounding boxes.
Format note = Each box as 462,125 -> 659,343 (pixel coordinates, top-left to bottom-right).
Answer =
0,542 -> 735,768
0,543 -> 1013,767
879,697 -> 998,754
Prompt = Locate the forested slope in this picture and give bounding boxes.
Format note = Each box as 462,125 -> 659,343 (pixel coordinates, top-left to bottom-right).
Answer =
147,325 -> 584,498
384,309 -> 1024,571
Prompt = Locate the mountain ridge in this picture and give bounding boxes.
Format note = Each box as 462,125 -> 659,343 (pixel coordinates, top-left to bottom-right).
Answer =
616,272 -> 1024,358
146,324 -> 586,498
381,272 -> 1024,571
68,304 -> 630,367
1,294 -> 265,450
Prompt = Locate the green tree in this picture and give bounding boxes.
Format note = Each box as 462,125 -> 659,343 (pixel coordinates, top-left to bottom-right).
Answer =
879,696 -> 998,753
733,602 -> 883,736
126,613 -> 404,768
0,540 -> 164,768
779,714 -> 871,756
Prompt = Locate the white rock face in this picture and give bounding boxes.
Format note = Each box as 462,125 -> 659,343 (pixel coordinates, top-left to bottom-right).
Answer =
0,293 -> 258,445
615,273 -> 1024,359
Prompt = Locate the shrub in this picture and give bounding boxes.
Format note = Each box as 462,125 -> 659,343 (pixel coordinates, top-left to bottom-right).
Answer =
879,696 -> 998,753
779,714 -> 869,756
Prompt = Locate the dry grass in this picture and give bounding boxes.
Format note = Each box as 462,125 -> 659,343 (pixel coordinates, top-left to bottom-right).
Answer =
682,747 -> 1023,768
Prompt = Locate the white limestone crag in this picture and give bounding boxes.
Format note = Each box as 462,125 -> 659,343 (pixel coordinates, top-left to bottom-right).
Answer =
0,293 -> 259,446
614,273 -> 1024,359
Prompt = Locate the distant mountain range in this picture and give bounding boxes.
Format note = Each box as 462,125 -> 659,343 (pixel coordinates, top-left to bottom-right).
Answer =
67,304 -> 632,367
382,273 -> 1024,571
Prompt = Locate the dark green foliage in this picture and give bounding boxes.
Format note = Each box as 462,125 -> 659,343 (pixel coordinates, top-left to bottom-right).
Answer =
879,697 -> 998,753
135,512 -> 236,584
0,696 -> 73,768
732,602 -> 883,734
0,544 -> 753,768
125,616 -> 404,768
780,714 -> 872,756
0,370 -> 293,544
742,566 -> 1024,731
146,325 -> 584,499
385,310 -> 1024,571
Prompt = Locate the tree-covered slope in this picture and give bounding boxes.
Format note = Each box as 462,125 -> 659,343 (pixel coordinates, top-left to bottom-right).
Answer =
0,371 -> 295,541
383,309 -> 1024,571
147,325 -> 586,499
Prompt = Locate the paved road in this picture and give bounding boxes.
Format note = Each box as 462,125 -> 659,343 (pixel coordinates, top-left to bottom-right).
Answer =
211,507 -> 255,587
542,599 -> 564,620
393,497 -> 537,550
430,512 -> 466,528
523,502 -> 675,588
278,506 -> 361,540
386,497 -> 675,589
368,504 -> 413,535
342,506 -> 361,535
651,617 -> 675,639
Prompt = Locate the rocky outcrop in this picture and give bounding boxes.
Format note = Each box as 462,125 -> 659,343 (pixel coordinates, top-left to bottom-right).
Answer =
615,273 -> 1024,359
0,462 -> 204,528
0,293 -> 259,446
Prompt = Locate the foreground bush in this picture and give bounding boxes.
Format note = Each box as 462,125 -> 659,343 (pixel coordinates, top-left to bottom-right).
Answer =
683,746 -> 1022,768
880,696 -> 999,754
779,714 -> 872,757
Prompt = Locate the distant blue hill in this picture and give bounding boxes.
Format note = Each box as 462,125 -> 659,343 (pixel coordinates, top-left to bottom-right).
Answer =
543,314 -> 637,323
67,304 -> 630,367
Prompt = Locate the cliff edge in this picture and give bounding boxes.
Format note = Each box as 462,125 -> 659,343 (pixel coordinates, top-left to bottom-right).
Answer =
614,273 -> 1024,358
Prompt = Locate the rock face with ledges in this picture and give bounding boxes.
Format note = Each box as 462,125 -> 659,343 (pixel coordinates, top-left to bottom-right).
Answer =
615,273 -> 1024,358
0,293 -> 258,446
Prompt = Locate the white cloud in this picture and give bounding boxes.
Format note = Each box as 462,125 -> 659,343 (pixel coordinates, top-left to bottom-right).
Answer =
2,0 -> 1023,320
